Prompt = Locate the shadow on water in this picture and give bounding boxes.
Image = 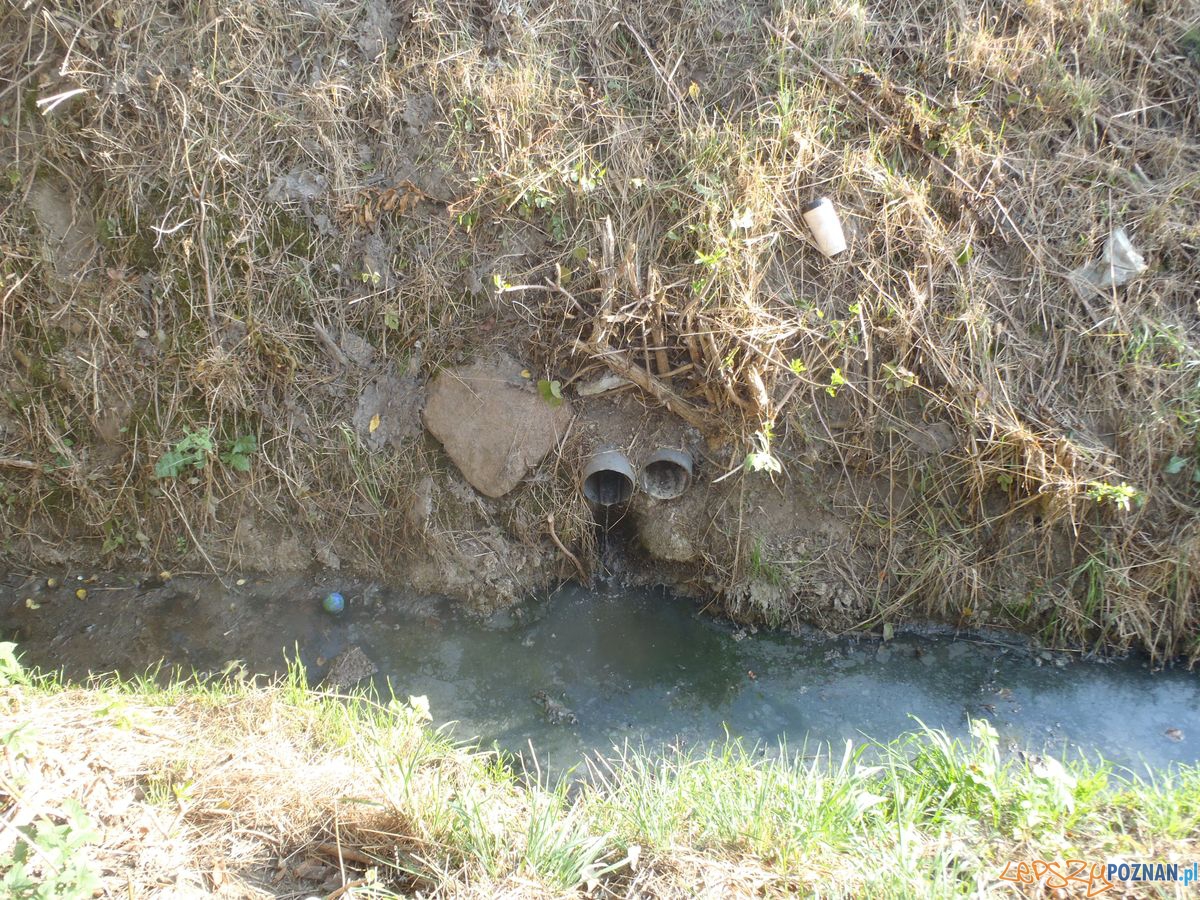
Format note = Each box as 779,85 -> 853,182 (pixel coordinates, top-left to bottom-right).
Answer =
3,571 -> 1199,776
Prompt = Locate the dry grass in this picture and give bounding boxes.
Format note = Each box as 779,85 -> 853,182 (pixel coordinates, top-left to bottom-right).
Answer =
1,686 -> 392,896
1,0 -> 1199,655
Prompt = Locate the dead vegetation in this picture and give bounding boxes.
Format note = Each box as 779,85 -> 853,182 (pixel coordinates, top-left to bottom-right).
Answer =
1,0 -> 1199,656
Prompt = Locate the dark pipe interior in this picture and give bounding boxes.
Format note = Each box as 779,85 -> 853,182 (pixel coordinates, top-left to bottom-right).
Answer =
642,459 -> 689,499
582,468 -> 634,506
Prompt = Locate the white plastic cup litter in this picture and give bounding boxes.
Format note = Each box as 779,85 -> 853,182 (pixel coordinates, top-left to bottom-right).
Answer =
801,197 -> 847,258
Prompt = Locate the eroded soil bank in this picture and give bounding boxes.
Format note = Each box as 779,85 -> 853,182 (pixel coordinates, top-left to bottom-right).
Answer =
2,1 -> 1199,660
3,570 -> 1197,772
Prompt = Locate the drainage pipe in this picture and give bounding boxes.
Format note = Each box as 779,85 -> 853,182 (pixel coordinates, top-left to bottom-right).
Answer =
639,448 -> 693,501
581,449 -> 636,506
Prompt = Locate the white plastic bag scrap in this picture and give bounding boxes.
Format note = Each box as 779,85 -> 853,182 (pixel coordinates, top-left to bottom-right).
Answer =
1069,227 -> 1147,298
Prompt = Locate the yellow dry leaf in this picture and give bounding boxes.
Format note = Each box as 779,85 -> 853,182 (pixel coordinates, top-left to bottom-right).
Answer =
369,413 -> 381,434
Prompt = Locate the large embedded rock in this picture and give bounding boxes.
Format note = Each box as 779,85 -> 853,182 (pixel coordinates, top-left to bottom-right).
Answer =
422,356 -> 571,497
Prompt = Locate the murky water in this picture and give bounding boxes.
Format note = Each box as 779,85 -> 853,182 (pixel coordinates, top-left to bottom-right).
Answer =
3,572 -> 1198,772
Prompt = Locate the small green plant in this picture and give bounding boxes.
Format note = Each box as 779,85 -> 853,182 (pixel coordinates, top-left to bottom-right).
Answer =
219,434 -> 257,472
882,362 -> 918,391
537,379 -> 564,407
0,641 -> 28,687
748,539 -> 783,586
1164,452 -> 1200,484
744,424 -> 781,475
0,799 -> 100,900
155,431 -> 256,478
1,721 -> 39,764
517,184 -> 559,218
154,430 -> 213,478
826,367 -> 846,397
694,247 -> 727,269
1085,480 -> 1143,512
101,521 -> 125,554
565,158 -> 606,194
456,209 -> 479,232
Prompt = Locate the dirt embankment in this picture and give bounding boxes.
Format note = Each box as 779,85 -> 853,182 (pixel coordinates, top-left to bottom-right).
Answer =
1,0 -> 1199,660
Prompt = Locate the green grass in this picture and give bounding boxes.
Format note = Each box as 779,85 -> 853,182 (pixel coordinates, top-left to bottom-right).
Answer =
3,643 -> 1197,898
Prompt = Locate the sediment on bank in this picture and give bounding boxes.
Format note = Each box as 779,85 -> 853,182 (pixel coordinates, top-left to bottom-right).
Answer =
1,1 -> 1199,659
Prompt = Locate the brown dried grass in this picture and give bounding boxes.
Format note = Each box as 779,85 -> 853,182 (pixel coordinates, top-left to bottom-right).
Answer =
0,0 -> 1198,656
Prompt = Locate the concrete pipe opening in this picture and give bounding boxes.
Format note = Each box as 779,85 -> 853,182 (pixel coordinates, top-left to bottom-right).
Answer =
640,448 -> 693,501
581,450 -> 636,506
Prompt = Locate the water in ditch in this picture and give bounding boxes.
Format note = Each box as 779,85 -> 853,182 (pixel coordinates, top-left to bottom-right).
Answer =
3,570 -> 1198,773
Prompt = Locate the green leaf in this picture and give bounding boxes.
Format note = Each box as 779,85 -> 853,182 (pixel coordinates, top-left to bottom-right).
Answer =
537,379 -> 563,407
1165,455 -> 1188,475
154,430 -> 214,479
0,641 -> 26,686
826,367 -> 846,397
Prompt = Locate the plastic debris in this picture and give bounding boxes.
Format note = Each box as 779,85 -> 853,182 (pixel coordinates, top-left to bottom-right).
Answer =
1069,227 -> 1147,298
801,197 -> 848,258
322,591 -> 345,614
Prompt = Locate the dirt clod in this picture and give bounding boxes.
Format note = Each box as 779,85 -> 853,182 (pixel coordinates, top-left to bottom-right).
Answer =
352,370 -> 424,452
323,646 -> 378,689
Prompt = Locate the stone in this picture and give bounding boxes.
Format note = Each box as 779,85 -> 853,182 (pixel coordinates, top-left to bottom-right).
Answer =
323,646 -> 377,689
532,689 -> 578,725
405,475 -> 434,531
634,495 -> 700,562
338,330 -> 376,368
422,355 -> 571,498
637,510 -> 696,561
